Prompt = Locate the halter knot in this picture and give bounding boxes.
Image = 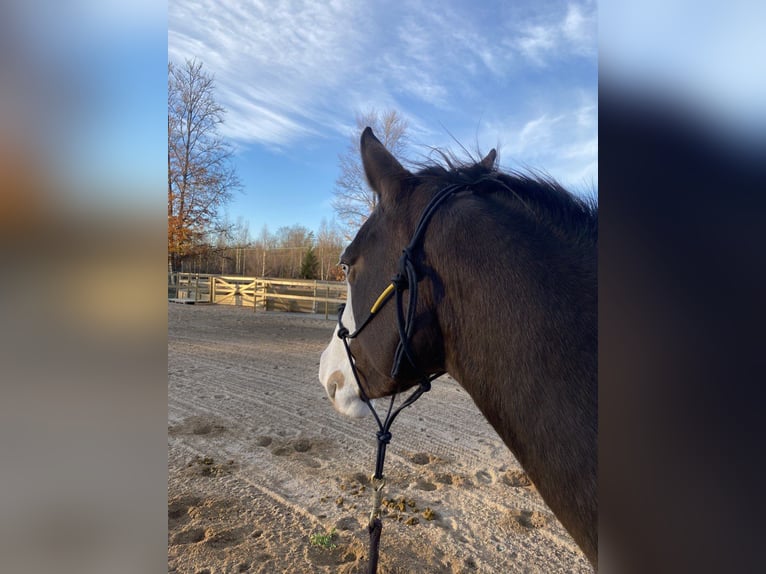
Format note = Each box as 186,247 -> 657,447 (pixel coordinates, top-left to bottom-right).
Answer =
391,272 -> 408,291
376,430 -> 392,444
399,248 -> 414,271
336,303 -> 350,339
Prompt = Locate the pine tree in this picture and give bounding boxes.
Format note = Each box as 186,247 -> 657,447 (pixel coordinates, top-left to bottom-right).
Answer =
299,246 -> 319,279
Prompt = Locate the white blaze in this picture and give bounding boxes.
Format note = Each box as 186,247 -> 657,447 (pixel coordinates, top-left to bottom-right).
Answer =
318,287 -> 371,418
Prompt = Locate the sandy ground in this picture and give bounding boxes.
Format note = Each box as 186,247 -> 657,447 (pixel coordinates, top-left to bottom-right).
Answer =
168,303 -> 592,574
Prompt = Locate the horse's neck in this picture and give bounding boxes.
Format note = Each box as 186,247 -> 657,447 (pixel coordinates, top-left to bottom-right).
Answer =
445,309 -> 597,487
438,249 -> 597,564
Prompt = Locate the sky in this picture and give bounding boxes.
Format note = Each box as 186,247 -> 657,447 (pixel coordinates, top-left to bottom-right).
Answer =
168,0 -> 598,236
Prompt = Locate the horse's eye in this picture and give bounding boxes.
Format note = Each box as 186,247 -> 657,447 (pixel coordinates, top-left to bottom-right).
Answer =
340,263 -> 349,276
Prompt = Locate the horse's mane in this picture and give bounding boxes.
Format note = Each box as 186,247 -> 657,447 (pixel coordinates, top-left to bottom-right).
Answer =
410,151 -> 598,247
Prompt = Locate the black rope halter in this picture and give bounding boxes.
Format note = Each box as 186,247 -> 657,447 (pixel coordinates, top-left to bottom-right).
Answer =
335,181 -> 482,573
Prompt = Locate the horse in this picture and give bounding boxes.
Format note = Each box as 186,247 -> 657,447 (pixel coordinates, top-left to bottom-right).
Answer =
318,127 -> 597,568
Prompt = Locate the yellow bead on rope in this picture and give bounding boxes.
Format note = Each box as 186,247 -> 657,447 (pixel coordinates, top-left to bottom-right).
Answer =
370,283 -> 395,314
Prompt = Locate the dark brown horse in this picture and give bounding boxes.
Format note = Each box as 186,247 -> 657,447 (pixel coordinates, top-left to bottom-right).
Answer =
319,128 -> 597,567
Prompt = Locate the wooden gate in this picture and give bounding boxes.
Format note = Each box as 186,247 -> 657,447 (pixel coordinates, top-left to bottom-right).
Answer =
169,273 -> 346,318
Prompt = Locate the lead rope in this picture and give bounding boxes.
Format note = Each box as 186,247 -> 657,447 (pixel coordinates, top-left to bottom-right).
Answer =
338,301 -> 440,574
336,181 -> 484,573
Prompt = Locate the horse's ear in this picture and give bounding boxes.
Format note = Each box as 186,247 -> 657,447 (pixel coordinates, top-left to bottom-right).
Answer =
480,148 -> 497,170
361,127 -> 409,204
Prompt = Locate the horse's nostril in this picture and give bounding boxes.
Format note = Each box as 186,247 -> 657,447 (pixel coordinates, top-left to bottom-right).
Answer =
326,370 -> 344,401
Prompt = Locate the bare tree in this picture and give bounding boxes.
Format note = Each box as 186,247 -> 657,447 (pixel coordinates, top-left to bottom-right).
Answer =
184,219 -> 347,280
168,59 -> 241,270
331,109 -> 409,238
316,218 -> 345,281
273,226 -> 314,278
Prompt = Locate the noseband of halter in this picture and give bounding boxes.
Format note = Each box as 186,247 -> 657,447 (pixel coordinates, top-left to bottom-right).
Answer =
334,181 -> 482,573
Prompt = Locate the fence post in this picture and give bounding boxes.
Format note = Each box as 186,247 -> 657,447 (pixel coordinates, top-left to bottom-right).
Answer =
255,278 -> 261,312
325,286 -> 329,320
194,273 -> 200,302
210,276 -> 216,304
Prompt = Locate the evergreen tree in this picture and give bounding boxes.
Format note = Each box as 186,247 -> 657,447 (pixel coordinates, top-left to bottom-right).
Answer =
299,246 -> 319,279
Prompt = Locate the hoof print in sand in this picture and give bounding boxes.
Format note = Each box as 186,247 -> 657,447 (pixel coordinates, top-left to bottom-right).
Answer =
504,509 -> 549,533
170,526 -> 206,545
204,526 -> 248,549
292,438 -> 311,452
435,473 -> 454,485
351,472 -> 369,486
415,478 -> 437,491
502,469 -> 532,488
254,435 -> 272,447
170,416 -> 227,437
186,455 -> 235,477
168,495 -> 202,529
409,452 -> 433,465
334,516 -> 360,531
270,445 -> 292,457
475,470 -> 494,484
267,437 -> 322,468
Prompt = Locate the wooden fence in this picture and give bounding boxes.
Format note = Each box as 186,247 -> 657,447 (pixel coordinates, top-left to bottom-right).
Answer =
168,273 -> 346,319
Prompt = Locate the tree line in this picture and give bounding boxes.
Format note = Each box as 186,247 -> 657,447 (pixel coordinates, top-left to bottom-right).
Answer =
168,58 -> 409,280
178,217 -> 346,281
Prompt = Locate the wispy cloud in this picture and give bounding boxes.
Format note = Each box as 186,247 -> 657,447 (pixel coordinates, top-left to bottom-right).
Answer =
169,0 -> 542,147
517,113 -> 566,151
562,3 -> 594,50
169,0 -> 597,234
169,0 -> 597,188
170,0 -> 369,146
476,89 -> 597,190
518,26 -> 558,64
515,1 -> 596,65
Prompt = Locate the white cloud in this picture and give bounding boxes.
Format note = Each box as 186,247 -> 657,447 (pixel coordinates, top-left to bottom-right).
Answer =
516,113 -> 566,152
377,6 -> 512,107
515,1 -> 596,65
216,90 -> 318,147
562,3 -> 590,47
476,91 -> 597,191
170,0 -> 520,145
170,0 -> 368,146
518,26 -> 558,63
168,0 -> 597,178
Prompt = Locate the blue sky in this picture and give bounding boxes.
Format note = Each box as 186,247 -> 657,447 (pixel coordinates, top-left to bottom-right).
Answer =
169,0 -> 597,236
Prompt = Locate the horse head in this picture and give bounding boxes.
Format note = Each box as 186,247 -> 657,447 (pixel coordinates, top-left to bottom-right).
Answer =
318,127 -> 495,417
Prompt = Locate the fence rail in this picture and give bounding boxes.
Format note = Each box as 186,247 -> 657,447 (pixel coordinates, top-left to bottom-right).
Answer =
168,273 -> 346,319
